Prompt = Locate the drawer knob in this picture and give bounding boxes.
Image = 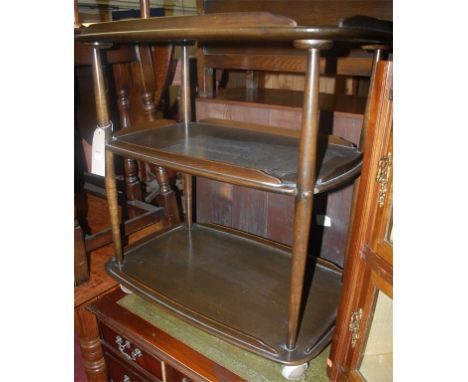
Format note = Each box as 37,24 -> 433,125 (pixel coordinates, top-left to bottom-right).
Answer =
131,348 -> 142,360
114,335 -> 143,361
123,375 -> 132,382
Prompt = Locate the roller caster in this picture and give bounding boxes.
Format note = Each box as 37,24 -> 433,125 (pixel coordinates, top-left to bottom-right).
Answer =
120,284 -> 133,294
281,363 -> 308,380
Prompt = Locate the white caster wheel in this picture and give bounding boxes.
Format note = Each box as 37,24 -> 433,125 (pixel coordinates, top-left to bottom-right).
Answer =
281,363 -> 308,380
120,284 -> 133,294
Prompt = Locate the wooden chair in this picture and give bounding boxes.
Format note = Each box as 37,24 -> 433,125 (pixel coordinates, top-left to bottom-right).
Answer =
74,0 -> 180,285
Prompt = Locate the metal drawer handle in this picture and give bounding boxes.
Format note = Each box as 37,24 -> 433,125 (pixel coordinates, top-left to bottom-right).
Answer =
123,375 -> 131,382
115,335 -> 143,361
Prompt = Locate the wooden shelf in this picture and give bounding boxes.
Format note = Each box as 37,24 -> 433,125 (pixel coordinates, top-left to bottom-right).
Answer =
108,120 -> 362,195
107,223 -> 342,365
75,12 -> 392,44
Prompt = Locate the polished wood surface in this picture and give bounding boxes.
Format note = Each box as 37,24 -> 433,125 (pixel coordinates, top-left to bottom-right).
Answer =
106,223 -> 342,365
75,12 -> 392,44
90,289 -> 247,381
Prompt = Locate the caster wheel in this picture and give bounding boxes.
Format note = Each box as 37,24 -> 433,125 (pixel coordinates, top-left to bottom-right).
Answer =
281,363 -> 308,380
120,284 -> 133,294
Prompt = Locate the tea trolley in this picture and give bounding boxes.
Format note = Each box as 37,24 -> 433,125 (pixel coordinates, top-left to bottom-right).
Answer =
76,12 -> 392,379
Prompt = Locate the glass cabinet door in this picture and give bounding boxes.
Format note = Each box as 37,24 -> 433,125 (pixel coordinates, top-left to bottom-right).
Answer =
358,290 -> 393,382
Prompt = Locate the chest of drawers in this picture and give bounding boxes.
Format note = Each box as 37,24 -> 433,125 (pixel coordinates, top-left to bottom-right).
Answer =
88,289 -> 245,382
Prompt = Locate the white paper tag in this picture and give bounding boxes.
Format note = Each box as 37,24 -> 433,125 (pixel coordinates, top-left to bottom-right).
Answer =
91,126 -> 106,176
316,214 -> 332,227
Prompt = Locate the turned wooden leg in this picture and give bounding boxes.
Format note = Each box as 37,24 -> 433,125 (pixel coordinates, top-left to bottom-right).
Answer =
75,306 -> 107,382
152,165 -> 181,224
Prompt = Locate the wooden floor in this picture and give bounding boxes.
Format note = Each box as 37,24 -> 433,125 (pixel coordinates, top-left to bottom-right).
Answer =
74,192 -> 170,381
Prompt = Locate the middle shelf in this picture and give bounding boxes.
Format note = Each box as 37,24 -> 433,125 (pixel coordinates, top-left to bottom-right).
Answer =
108,119 -> 362,195
106,223 -> 343,364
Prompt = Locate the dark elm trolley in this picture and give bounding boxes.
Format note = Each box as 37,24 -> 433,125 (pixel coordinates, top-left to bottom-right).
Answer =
75,12 -> 391,378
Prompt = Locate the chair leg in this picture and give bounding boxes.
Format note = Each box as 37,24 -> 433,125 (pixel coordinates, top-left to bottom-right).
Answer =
152,165 -> 181,224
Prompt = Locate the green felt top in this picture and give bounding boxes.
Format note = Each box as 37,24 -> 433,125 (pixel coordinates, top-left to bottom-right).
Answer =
118,293 -> 330,382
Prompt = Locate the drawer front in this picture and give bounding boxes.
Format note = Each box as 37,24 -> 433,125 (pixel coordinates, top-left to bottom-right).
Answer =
101,323 -> 163,380
105,350 -> 150,382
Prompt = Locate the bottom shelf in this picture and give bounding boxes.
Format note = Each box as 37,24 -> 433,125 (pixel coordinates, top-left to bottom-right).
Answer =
106,223 -> 342,365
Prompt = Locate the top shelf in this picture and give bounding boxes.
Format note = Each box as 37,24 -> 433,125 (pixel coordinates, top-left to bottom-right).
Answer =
75,12 -> 392,45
